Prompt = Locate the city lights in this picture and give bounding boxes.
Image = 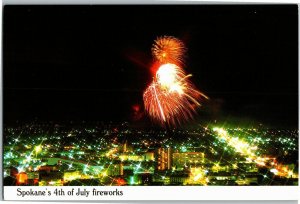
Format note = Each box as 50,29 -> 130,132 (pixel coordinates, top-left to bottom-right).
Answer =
3,122 -> 298,186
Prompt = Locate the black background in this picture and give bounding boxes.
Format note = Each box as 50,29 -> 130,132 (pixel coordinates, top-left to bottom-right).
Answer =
3,5 -> 298,127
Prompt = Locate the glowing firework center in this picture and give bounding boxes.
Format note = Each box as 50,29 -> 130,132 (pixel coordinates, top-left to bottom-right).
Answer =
156,63 -> 185,95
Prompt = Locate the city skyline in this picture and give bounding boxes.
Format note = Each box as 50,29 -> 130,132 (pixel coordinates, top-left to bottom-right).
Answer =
3,122 -> 298,186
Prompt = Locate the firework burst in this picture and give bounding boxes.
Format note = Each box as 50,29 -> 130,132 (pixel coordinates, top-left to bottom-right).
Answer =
152,36 -> 186,66
143,63 -> 207,126
144,36 -> 207,127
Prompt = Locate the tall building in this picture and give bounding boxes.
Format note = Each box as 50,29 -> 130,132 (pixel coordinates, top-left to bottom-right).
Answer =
173,152 -> 205,169
157,147 -> 172,170
123,140 -> 133,153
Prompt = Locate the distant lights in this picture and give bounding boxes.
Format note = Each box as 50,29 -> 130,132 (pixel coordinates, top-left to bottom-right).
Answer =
35,145 -> 42,153
270,168 -> 278,175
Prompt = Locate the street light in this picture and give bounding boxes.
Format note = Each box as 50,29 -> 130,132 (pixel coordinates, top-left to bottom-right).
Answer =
35,145 -> 42,158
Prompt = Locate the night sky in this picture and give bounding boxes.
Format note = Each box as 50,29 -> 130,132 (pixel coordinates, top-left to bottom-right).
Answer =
3,5 -> 298,127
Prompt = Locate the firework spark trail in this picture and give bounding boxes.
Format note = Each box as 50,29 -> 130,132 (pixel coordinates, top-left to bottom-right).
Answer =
152,83 -> 166,122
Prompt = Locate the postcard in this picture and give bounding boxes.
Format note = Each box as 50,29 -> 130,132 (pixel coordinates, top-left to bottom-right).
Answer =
2,3 -> 299,201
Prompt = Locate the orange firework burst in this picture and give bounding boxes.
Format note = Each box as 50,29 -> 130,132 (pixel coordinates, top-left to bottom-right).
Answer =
152,36 -> 186,65
143,63 -> 207,126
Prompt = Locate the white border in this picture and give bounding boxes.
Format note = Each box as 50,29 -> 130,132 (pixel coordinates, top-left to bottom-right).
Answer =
1,0 -> 299,202
3,186 -> 300,200
1,0 -> 3,201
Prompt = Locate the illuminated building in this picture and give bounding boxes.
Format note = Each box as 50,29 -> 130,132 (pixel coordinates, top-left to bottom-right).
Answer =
39,179 -> 63,186
106,163 -> 123,176
173,152 -> 205,169
128,175 -> 139,185
188,167 -> 208,185
16,172 -> 28,185
123,140 -> 133,153
152,172 -> 170,185
38,165 -> 59,173
119,152 -> 154,162
211,163 -> 230,173
236,173 -> 258,185
38,171 -> 63,186
38,164 -> 63,186
144,152 -> 154,161
119,154 -> 143,161
27,172 -> 39,186
113,177 -> 126,186
63,170 -> 81,182
63,145 -> 75,150
170,171 -> 189,185
157,147 -> 172,170
141,173 -> 152,185
208,171 -> 236,182
122,163 -> 134,176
